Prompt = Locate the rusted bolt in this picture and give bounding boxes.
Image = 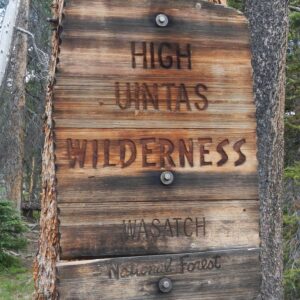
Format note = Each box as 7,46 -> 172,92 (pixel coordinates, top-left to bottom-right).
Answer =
156,13 -> 169,27
160,171 -> 174,185
158,277 -> 173,293
196,3 -> 202,9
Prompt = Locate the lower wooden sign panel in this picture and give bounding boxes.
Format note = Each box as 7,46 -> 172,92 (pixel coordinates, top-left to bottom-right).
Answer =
59,201 -> 259,259
57,248 -> 261,300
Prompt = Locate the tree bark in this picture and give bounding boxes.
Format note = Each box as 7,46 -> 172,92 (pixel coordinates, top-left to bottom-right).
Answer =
3,0 -> 30,211
245,1 -> 289,299
34,0 -> 63,298
0,0 -> 20,89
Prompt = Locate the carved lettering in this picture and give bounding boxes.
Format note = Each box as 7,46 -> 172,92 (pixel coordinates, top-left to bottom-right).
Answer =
161,83 -> 175,111
199,138 -> 213,166
196,217 -> 206,236
234,139 -> 247,166
158,42 -> 173,69
92,140 -> 98,169
216,139 -> 230,166
67,139 -> 87,168
179,139 -> 194,167
159,138 -> 176,168
194,84 -> 209,110
122,217 -> 207,241
65,138 -> 248,169
163,219 -> 174,237
131,42 -> 192,70
131,41 -> 147,69
176,83 -> 192,111
119,139 -> 137,168
180,255 -> 221,274
141,83 -> 159,110
104,139 -> 116,167
176,43 -> 192,69
107,255 -> 221,280
184,218 -> 193,237
123,220 -> 137,239
114,82 -> 209,112
150,219 -> 161,238
140,138 -> 156,167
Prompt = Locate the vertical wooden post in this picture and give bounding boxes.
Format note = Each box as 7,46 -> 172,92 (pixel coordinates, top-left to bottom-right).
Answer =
33,0 -> 64,299
245,1 -> 289,299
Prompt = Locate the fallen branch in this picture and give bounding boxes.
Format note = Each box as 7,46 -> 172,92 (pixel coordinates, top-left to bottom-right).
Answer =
15,26 -> 49,69
289,6 -> 300,12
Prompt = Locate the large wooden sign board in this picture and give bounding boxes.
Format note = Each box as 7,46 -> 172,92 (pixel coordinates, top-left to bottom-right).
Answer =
52,0 -> 261,298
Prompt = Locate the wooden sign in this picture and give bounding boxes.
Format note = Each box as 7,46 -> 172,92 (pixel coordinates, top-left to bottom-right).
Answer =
51,0 -> 260,298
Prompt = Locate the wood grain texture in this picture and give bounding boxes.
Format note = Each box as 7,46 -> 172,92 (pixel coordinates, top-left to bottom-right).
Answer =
55,128 -> 257,172
55,128 -> 258,202
57,172 -> 258,203
59,201 -> 259,259
54,0 -> 254,130
34,1 -> 64,299
57,248 -> 261,300
52,2 -> 261,298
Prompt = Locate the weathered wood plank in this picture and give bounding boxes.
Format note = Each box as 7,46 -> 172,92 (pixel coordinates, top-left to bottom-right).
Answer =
55,128 -> 258,202
63,0 -> 236,23
55,128 -> 257,172
61,1 -> 246,38
57,248 -> 261,300
59,201 -> 259,259
57,172 -> 258,203
39,0 -> 261,298
53,0 -> 254,130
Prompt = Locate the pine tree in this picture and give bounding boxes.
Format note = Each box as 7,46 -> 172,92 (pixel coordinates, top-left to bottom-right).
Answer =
0,200 -> 27,267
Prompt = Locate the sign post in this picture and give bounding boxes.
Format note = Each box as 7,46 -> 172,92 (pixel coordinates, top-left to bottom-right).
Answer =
36,1 -> 261,299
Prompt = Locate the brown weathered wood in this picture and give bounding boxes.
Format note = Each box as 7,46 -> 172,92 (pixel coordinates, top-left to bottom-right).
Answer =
57,248 -> 261,300
34,1 -> 64,299
55,128 -> 258,203
59,201 -> 259,259
57,173 -> 258,203
54,1 -> 252,131
55,129 -> 257,170
36,1 -> 261,298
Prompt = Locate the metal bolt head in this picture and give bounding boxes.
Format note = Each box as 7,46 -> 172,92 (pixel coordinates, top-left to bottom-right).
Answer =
156,13 -> 169,27
164,173 -> 171,180
160,171 -> 174,185
158,277 -> 173,293
196,3 -> 202,10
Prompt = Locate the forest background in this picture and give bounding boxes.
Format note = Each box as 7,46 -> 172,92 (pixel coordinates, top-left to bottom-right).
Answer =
0,0 -> 299,299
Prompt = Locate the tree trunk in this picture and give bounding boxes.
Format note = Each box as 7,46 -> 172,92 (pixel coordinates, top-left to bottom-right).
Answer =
34,0 -> 63,298
245,1 -> 289,299
3,0 -> 30,211
0,0 -> 20,89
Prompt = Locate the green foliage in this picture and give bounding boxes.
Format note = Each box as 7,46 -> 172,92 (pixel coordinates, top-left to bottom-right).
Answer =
227,0 -> 245,11
285,162 -> 300,183
284,267 -> 300,300
0,266 -> 34,300
283,210 -> 300,299
285,2 -> 300,167
0,201 -> 27,267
